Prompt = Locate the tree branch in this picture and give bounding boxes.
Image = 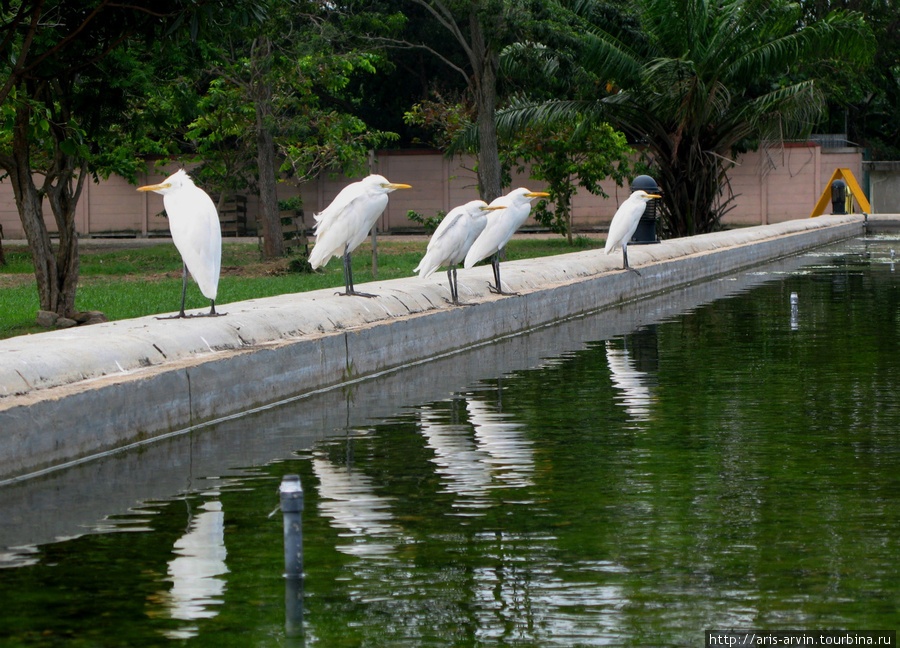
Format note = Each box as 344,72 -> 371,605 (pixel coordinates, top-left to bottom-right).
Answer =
0,0 -> 44,104
366,34 -> 470,85
407,0 -> 476,66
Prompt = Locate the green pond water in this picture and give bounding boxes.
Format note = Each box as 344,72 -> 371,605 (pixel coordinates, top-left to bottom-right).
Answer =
0,235 -> 898,647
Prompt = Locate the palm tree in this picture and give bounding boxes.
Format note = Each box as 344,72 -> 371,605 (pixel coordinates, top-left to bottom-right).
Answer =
497,0 -> 874,236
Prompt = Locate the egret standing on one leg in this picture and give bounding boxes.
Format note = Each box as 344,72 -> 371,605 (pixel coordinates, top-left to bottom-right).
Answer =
463,188 -> 550,295
137,169 -> 223,318
604,190 -> 661,276
308,174 -> 411,297
414,200 -> 503,305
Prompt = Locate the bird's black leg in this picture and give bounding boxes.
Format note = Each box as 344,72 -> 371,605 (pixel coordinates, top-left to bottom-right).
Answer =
488,251 -> 517,295
446,267 -> 454,303
205,299 -> 225,317
343,248 -> 352,295
156,266 -> 225,319
193,299 -> 224,317
339,246 -> 376,298
446,265 -> 460,305
156,265 -> 189,319
179,265 -> 188,314
488,253 -> 502,293
623,245 -> 641,276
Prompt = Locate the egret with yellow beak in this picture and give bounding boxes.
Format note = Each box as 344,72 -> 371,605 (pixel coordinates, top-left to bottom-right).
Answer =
414,200 -> 504,305
137,169 -> 222,318
604,190 -> 661,275
464,188 -> 550,295
309,174 -> 411,297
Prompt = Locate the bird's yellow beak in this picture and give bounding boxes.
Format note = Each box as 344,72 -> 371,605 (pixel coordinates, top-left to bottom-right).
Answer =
383,183 -> 412,190
136,182 -> 171,192
481,205 -> 506,211
645,193 -> 661,199
525,191 -> 550,198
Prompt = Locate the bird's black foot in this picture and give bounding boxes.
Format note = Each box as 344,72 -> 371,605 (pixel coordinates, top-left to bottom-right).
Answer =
626,267 -> 642,277
156,311 -> 226,320
488,284 -> 518,296
338,290 -> 378,298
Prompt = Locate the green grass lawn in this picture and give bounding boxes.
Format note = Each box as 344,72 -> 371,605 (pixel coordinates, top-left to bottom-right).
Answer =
1,236 -> 602,339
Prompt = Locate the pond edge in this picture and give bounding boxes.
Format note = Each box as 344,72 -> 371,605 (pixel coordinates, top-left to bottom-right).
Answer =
0,214 -> 884,483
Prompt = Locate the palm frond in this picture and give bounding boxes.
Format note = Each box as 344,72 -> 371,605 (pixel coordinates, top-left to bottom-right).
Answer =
725,9 -> 873,83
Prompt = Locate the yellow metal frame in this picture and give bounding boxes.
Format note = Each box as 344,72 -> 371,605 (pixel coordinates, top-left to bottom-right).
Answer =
810,168 -> 871,218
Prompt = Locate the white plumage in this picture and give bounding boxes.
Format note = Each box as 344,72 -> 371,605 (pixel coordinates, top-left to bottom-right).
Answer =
137,169 -> 222,317
414,200 -> 500,304
604,190 -> 660,275
309,174 -> 411,296
463,187 -> 549,294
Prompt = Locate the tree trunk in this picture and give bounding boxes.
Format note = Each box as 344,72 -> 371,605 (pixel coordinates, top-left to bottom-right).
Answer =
4,104 -> 64,315
9,161 -> 58,312
252,38 -> 285,260
1,94 -> 87,317
256,101 -> 284,259
652,129 -> 730,238
475,92 -> 502,202
44,156 -> 85,317
469,12 -> 503,203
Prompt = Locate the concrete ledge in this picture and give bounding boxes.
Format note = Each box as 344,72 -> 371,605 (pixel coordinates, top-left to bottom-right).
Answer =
867,214 -> 900,231
0,214 -> 866,481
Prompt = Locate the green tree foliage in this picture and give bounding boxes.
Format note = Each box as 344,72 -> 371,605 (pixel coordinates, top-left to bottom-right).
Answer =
276,52 -> 399,186
799,0 -> 900,160
376,0 -> 561,202
0,0 -> 203,317
405,94 -> 633,243
495,0 -> 875,237
166,0 -> 400,259
503,119 -> 632,243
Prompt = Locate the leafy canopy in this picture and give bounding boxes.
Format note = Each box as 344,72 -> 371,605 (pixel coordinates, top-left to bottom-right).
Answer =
495,0 -> 875,236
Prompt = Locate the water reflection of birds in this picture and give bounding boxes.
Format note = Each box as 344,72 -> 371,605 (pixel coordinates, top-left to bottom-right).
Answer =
417,396 -> 535,513
605,340 -> 655,425
154,499 -> 228,640
466,397 -> 534,490
312,452 -> 399,557
419,404 -> 493,502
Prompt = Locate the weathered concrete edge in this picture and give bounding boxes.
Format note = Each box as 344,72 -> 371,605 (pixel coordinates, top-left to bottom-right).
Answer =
0,214 -> 868,481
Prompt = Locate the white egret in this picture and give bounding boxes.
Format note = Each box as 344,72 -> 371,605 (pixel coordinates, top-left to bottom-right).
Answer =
604,190 -> 661,276
308,174 -> 411,297
414,200 -> 503,304
137,169 -> 222,318
463,188 -> 550,295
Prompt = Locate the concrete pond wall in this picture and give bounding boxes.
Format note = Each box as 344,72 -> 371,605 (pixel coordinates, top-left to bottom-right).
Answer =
0,213 -> 886,483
